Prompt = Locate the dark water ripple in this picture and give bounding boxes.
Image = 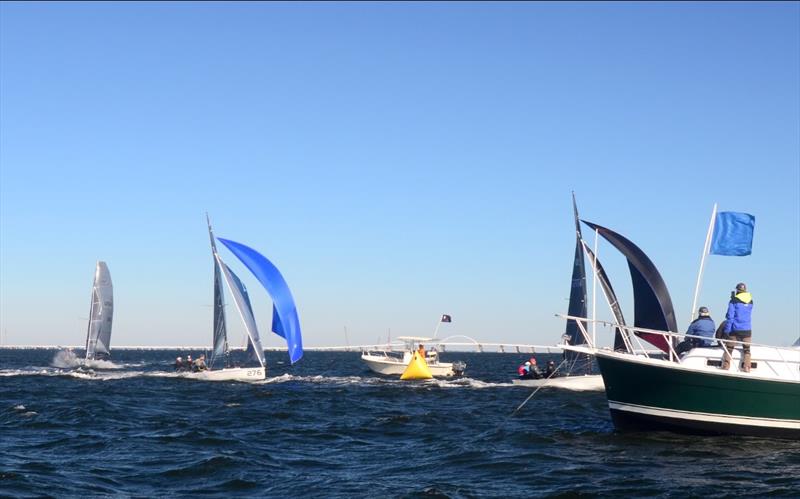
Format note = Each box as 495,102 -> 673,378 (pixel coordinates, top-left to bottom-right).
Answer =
1,349 -> 799,497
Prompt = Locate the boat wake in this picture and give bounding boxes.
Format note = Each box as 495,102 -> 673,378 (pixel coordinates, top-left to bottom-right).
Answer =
257,373 -> 513,389
51,349 -> 122,370
0,367 -> 514,389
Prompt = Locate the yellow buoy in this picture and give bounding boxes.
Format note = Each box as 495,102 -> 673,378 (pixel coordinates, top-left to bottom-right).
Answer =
400,351 -> 433,380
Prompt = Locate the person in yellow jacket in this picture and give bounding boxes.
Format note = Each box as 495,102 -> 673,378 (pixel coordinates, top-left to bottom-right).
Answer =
722,283 -> 754,372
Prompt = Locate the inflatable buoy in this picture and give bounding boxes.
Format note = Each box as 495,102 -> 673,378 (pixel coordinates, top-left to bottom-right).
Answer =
400,351 -> 433,380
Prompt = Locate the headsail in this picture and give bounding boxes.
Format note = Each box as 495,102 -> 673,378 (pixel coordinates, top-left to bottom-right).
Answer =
217,238 -> 303,364
85,261 -> 113,360
216,255 -> 267,368
207,215 -> 229,368
582,221 -> 676,352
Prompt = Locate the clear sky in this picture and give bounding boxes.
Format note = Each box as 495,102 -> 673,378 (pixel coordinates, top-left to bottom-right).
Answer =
1,2 -> 798,350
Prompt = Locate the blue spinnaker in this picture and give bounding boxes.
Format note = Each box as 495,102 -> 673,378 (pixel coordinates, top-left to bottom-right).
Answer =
217,238 -> 304,364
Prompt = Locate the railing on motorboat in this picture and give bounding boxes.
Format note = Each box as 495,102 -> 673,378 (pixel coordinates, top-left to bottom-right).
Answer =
558,314 -> 800,380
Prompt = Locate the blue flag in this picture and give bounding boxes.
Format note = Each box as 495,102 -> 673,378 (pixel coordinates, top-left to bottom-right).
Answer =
710,212 -> 755,256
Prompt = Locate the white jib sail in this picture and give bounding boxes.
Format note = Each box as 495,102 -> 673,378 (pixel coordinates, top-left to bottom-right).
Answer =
215,254 -> 267,368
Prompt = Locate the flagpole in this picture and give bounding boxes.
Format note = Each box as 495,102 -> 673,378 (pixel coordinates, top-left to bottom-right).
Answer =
691,203 -> 717,322
433,319 -> 441,339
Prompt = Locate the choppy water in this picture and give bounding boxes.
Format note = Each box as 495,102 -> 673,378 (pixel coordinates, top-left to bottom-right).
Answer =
1,349 -> 798,497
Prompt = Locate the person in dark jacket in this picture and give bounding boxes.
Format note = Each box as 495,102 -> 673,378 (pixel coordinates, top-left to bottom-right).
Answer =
676,306 -> 716,355
722,283 -> 754,372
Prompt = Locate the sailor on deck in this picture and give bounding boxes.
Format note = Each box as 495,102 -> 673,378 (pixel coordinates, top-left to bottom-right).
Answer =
677,306 -> 716,355
722,283 -> 754,372
193,354 -> 208,372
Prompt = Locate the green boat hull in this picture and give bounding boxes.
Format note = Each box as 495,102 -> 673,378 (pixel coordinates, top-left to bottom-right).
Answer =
596,353 -> 800,438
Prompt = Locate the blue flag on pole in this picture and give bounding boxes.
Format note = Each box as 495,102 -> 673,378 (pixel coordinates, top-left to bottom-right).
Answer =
710,212 -> 755,256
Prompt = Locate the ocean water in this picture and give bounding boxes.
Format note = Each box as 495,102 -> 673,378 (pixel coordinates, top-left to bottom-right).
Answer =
1,349 -> 799,498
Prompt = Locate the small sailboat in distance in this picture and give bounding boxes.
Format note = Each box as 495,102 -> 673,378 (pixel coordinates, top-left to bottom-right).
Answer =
186,215 -> 303,382
85,261 -> 113,362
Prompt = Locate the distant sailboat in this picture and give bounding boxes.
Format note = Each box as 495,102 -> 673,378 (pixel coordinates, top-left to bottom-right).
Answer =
189,216 -> 303,382
512,194 -> 603,390
85,261 -> 113,361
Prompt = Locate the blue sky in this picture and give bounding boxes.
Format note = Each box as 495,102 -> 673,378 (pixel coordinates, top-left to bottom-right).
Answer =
1,2 -> 798,349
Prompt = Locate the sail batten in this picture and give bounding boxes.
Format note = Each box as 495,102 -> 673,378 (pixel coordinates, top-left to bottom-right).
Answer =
85,261 -> 113,360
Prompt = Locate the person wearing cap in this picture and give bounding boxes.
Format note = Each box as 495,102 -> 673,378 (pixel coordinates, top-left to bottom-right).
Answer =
722,282 -> 754,372
174,356 -> 184,371
545,360 -> 557,378
676,306 -> 716,356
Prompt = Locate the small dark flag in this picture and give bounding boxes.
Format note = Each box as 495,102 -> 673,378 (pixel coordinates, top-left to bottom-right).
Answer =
441,314 -> 452,323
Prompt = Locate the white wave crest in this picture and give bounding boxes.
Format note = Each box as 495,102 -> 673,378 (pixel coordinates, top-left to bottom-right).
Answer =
51,349 -> 122,370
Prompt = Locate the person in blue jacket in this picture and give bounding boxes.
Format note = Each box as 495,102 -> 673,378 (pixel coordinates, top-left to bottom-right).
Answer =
676,306 -> 716,355
722,283 -> 754,372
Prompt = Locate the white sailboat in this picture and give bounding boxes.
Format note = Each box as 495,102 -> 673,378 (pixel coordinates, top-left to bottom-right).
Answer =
184,216 -> 303,382
85,261 -> 113,361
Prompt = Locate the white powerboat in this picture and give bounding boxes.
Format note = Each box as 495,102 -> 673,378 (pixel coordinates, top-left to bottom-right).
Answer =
361,336 -> 466,377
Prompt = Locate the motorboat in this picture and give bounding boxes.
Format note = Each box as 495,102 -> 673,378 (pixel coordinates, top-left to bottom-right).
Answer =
361,336 -> 466,377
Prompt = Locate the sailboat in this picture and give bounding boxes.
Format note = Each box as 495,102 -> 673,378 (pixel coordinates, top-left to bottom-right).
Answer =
85,261 -> 113,362
186,216 -> 303,382
562,212 -> 800,438
512,195 -> 603,390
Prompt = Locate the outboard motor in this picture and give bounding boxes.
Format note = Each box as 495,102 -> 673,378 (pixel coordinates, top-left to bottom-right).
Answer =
452,361 -> 466,376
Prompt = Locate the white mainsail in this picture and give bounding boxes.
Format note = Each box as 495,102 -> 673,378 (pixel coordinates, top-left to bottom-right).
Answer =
85,261 -> 113,360
207,215 -> 229,368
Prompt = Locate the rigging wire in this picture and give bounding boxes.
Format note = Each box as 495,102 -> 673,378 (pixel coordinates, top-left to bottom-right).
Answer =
510,357 -> 569,417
